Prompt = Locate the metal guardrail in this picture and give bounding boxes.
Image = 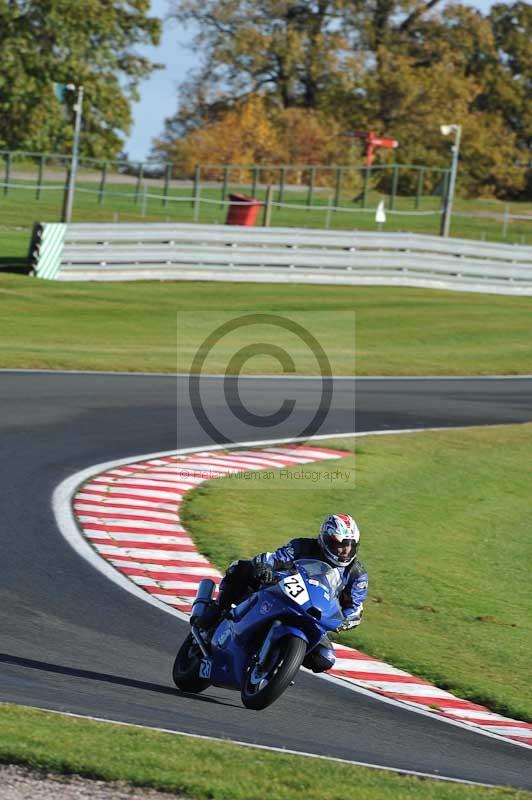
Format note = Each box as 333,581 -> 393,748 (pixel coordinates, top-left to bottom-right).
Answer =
28,222 -> 532,294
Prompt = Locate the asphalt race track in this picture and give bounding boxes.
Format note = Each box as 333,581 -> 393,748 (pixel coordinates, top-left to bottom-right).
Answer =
1,371 -> 531,789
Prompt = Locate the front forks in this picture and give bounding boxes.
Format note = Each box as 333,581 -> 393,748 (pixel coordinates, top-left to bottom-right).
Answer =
255,620 -> 282,670
190,624 -> 210,658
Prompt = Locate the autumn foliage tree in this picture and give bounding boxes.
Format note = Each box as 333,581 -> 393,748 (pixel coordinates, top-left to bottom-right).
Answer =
156,96 -> 360,185
157,95 -> 280,179
162,0 -> 531,197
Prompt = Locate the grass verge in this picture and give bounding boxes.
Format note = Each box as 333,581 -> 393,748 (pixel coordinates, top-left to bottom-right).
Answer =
0,183 -> 531,243
0,228 -> 30,273
182,424 -> 532,721
0,704 -> 530,800
1,275 -> 531,374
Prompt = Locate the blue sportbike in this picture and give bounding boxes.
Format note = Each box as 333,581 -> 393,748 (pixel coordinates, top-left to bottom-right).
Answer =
172,558 -> 346,710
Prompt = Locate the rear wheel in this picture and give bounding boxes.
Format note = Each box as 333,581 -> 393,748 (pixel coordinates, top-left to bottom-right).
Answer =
241,635 -> 306,710
172,633 -> 210,693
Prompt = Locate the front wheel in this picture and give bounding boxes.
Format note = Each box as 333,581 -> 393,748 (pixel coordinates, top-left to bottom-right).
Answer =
172,633 -> 210,693
241,635 -> 306,710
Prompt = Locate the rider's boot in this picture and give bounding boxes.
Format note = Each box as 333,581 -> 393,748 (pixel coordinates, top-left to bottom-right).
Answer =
198,580 -> 242,641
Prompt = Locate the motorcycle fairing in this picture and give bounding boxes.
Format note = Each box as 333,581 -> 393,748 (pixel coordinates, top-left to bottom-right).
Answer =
207,559 -> 344,689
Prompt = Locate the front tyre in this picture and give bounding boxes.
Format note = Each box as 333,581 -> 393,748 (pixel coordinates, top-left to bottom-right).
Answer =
241,635 -> 306,710
172,633 -> 210,693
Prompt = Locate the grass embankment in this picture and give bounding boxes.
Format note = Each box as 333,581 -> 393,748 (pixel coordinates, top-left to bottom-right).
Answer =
0,705 -> 530,800
0,229 -> 29,272
182,424 -> 532,722
1,275 -> 531,374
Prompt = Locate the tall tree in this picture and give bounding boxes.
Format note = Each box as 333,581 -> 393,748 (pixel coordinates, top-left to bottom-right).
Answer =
489,2 -> 532,153
162,0 -> 530,196
0,0 -> 161,156
166,0 -> 351,132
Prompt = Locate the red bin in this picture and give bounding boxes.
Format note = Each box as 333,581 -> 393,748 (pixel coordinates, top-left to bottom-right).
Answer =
226,193 -> 262,226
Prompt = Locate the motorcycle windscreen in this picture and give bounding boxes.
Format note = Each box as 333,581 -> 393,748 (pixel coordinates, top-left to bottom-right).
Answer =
292,559 -> 344,623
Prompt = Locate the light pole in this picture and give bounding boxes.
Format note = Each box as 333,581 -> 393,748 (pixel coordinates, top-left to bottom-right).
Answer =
61,83 -> 84,224
439,123 -> 461,237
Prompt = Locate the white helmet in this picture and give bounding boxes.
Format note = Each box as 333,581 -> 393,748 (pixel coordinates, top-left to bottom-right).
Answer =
319,514 -> 360,567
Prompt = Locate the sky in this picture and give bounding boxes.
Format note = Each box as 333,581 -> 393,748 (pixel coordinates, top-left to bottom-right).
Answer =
124,0 -> 196,161
124,0 -> 496,163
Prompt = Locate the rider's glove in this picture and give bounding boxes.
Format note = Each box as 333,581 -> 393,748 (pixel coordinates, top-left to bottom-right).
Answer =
253,560 -> 274,584
339,608 -> 362,631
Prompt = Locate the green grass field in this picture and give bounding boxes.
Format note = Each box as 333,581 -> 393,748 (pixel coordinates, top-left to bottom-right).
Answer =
1,275 -> 531,374
181,424 -> 532,722
0,228 -> 29,269
0,705 -> 530,800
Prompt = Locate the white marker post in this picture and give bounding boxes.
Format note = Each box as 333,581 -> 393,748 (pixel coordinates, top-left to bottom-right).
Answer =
375,200 -> 386,230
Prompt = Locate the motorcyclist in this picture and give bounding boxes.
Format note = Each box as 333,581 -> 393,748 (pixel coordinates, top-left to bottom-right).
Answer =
203,514 -> 368,673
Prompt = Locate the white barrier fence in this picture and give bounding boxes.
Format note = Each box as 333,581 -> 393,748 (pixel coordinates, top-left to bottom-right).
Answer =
29,222 -> 532,295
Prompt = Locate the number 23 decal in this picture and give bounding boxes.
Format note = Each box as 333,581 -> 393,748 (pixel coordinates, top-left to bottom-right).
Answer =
280,574 -> 309,605
284,576 -> 305,597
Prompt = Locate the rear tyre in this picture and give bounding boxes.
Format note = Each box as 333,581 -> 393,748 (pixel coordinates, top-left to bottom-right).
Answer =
172,633 -> 210,693
241,635 -> 306,710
